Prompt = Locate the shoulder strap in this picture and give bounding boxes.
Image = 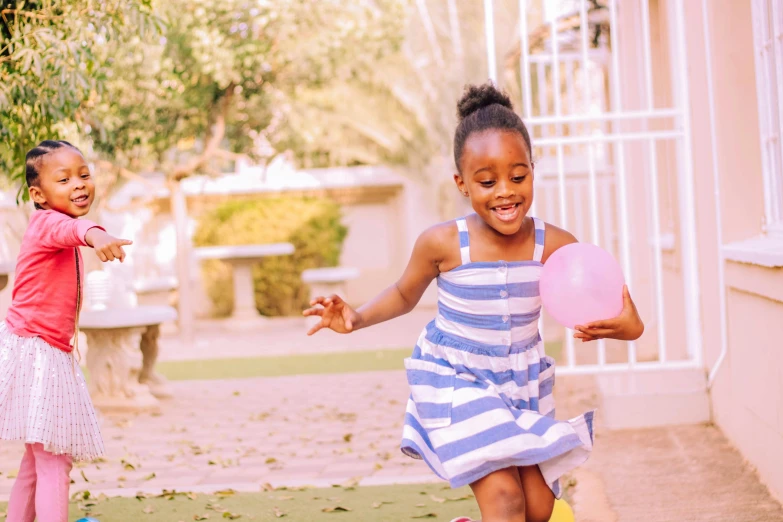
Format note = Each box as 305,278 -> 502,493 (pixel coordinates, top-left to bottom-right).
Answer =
456,217 -> 471,265
532,217 -> 546,263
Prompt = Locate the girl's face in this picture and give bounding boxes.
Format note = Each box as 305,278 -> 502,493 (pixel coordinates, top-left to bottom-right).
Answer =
29,148 -> 95,218
454,130 -> 534,236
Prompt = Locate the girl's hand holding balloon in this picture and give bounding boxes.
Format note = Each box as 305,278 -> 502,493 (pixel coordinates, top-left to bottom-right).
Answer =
303,295 -> 361,336
573,285 -> 644,342
540,242 -> 645,343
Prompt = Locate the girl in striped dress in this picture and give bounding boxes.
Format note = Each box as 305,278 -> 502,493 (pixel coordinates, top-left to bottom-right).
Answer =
304,83 -> 644,522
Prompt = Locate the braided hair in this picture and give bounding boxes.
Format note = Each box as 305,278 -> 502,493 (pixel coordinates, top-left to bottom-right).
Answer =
25,140 -> 81,210
453,82 -> 532,173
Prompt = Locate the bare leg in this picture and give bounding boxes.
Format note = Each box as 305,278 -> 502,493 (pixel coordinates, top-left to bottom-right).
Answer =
469,466 -> 527,522
517,466 -> 555,522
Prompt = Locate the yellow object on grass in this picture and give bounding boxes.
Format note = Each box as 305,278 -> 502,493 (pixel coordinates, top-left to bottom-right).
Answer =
550,498 -> 575,522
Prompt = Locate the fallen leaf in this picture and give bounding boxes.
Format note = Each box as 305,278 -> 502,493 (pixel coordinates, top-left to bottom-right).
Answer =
194,515 -> 210,521
341,477 -> 360,490
265,458 -> 277,465
122,460 -> 136,471
73,490 -> 92,500
261,483 -> 275,492
7,469 -> 18,479
143,505 -> 155,514
277,496 -> 294,501
415,503 -> 426,507
216,489 -> 236,497
430,495 -> 446,504
143,472 -> 157,481
446,494 -> 473,501
222,513 -> 241,519
273,507 -> 287,518
187,492 -> 198,500
372,501 -> 393,509
322,506 -> 352,512
342,434 -> 353,443
412,514 -> 438,519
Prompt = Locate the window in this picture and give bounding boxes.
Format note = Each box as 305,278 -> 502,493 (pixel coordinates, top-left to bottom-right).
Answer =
751,0 -> 783,235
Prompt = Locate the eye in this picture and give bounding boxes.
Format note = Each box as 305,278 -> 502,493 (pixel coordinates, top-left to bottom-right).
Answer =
81,173 -> 91,179
479,180 -> 495,187
512,175 -> 527,182
59,178 -> 68,184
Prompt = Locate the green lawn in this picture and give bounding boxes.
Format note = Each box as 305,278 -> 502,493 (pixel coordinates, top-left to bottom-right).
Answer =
144,341 -> 564,382
50,483 -> 479,521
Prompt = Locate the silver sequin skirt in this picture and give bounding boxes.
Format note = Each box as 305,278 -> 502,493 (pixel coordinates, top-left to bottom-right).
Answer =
0,323 -> 105,460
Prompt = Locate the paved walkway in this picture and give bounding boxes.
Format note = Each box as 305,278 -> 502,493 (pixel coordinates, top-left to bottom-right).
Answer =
0,369 -> 778,521
0,371 -> 430,500
555,375 -> 783,522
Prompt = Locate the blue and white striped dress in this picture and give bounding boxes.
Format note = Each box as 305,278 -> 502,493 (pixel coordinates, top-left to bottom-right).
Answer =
401,216 -> 594,497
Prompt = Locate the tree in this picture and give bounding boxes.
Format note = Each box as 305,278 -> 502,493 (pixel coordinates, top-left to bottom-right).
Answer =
85,0 -> 409,338
0,0 -> 159,192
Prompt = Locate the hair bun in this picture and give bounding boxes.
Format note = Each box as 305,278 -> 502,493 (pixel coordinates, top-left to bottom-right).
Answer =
457,82 -> 514,121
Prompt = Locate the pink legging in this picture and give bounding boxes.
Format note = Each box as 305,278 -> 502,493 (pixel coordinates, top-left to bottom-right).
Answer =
7,443 -> 73,522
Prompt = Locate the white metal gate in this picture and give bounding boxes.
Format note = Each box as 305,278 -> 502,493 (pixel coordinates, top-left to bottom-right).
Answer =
482,0 -> 703,375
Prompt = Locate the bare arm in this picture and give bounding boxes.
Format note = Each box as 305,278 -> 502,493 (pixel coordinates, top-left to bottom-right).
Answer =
541,223 -> 578,264
352,225 -> 447,330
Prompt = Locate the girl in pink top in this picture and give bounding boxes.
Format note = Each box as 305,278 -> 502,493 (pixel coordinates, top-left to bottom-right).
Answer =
1,140 -> 132,522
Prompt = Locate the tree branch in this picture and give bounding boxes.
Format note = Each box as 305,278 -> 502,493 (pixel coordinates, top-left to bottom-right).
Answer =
170,91 -> 233,181
0,9 -> 64,21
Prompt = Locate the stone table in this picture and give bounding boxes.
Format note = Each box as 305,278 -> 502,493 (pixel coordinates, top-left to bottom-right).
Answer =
80,305 -> 177,412
194,243 -> 294,320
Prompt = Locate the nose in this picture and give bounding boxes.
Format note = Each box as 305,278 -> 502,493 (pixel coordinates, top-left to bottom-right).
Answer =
73,176 -> 86,189
495,178 -> 514,199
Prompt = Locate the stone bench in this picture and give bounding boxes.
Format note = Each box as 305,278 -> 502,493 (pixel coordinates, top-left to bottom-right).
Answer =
81,306 -> 177,412
301,267 -> 360,328
133,276 -> 178,308
81,270 -> 177,412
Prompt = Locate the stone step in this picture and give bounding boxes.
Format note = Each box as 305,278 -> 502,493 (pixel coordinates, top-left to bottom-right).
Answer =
596,368 -> 710,430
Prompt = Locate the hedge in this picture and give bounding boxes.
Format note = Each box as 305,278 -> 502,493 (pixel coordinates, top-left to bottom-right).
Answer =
193,196 -> 348,317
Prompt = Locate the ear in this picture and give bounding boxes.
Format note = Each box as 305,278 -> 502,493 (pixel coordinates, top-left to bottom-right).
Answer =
29,185 -> 46,208
453,173 -> 468,197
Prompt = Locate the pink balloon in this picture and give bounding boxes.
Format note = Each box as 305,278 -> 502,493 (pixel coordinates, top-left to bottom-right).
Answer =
540,243 -> 625,330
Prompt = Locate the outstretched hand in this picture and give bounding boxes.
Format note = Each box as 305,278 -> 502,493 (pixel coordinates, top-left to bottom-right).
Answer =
573,285 -> 644,342
303,295 -> 361,336
86,228 -> 133,263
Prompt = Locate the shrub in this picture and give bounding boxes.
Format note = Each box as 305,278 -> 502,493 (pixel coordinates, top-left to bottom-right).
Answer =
193,196 -> 348,317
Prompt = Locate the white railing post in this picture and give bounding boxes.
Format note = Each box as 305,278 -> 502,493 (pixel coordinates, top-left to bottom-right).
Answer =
672,0 -> 704,367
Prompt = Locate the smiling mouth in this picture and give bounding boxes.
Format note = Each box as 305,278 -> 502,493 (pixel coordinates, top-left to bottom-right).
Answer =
491,203 -> 521,222
72,195 -> 89,205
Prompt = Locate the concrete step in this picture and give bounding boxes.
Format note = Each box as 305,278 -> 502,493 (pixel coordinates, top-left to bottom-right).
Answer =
595,368 -> 710,430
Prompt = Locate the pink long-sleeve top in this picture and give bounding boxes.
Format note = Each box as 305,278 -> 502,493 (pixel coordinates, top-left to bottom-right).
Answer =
5,210 -> 103,352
